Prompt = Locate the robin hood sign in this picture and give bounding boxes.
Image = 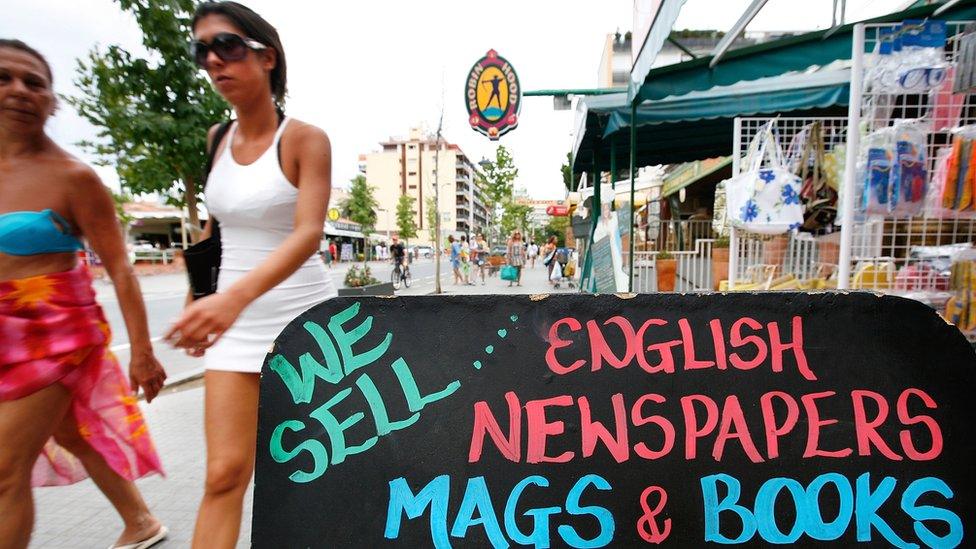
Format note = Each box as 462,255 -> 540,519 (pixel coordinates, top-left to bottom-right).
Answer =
466,49 -> 521,140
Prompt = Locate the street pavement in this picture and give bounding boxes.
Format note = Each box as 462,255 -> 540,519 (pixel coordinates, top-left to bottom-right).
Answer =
30,258 -> 576,547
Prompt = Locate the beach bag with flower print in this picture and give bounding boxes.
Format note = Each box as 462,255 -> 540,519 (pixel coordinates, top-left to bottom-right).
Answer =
727,122 -> 804,235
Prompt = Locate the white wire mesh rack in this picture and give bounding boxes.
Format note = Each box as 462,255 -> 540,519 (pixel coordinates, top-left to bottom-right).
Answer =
852,21 -> 976,309
731,117 -> 852,288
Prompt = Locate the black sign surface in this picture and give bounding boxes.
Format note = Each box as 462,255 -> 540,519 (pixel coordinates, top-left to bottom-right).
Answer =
253,293 -> 976,548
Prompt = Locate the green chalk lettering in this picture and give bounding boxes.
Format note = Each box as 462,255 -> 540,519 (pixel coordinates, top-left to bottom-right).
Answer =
356,372 -> 420,435
329,302 -> 393,376
310,387 -> 378,465
269,420 -> 329,483
392,357 -> 461,413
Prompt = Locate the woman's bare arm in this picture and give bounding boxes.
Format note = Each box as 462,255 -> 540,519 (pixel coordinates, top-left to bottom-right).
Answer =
69,165 -> 167,402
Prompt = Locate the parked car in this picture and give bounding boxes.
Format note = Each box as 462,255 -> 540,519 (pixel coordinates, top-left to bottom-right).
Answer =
412,245 -> 434,258
490,246 -> 507,257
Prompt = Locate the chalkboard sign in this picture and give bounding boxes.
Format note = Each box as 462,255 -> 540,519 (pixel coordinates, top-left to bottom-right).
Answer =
254,293 -> 976,547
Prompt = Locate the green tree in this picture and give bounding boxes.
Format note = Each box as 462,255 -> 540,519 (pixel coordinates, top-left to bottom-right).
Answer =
65,0 -> 229,242
561,151 -> 581,192
500,200 -> 532,239
395,193 -> 418,244
343,175 -> 378,263
478,145 -> 518,244
544,215 -> 570,247
425,196 -> 438,245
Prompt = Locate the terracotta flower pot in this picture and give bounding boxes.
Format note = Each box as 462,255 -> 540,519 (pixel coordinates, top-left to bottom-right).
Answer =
656,258 -> 677,292
711,247 -> 730,290
762,235 -> 788,273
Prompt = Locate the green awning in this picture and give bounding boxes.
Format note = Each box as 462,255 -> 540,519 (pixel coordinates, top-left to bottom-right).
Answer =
633,1 -> 976,104
573,67 -> 849,173
606,68 -> 849,137
662,156 -> 732,197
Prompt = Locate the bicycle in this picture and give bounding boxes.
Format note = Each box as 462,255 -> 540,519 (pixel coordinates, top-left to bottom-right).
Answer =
391,260 -> 411,290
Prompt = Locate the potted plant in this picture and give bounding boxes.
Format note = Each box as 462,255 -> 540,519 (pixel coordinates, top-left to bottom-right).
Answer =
339,265 -> 395,296
656,250 -> 677,292
711,236 -> 730,290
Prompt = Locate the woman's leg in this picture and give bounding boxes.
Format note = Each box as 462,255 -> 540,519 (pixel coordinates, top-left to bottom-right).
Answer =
52,414 -> 163,547
192,371 -> 260,549
0,383 -> 73,549
516,266 -> 523,285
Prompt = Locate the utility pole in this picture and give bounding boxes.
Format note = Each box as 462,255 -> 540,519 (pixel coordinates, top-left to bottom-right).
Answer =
434,110 -> 444,294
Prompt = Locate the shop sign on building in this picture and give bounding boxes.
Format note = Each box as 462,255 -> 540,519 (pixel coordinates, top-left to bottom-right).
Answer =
465,49 -> 521,140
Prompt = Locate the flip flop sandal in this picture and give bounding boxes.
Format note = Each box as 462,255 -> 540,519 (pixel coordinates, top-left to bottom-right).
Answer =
109,525 -> 168,549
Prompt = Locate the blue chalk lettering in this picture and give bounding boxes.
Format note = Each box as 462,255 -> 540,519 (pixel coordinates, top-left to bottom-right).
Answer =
701,473 -> 758,544
385,475 -> 451,548
855,473 -> 915,549
755,478 -> 807,544
558,474 -> 614,548
902,477 -> 963,549
450,476 -> 508,548
805,473 -> 854,541
505,476 -> 560,548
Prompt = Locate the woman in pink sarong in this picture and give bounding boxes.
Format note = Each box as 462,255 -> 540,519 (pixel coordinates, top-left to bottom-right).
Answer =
0,40 -> 168,549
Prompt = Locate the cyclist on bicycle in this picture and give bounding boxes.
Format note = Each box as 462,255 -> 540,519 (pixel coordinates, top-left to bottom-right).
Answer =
390,234 -> 407,271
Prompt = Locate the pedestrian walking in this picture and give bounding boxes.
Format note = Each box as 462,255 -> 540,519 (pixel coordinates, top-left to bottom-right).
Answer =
460,235 -> 474,285
329,240 -> 337,263
165,3 -> 338,546
447,235 -> 462,285
320,238 -> 332,268
527,240 -> 539,268
471,233 -> 488,285
506,231 -> 527,287
542,235 -> 558,287
0,39 -> 168,549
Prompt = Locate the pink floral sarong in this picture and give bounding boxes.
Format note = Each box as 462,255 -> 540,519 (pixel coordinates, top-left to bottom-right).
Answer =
0,265 -> 164,486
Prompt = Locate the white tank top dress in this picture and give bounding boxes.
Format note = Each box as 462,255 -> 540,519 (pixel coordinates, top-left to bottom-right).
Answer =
204,118 -> 337,373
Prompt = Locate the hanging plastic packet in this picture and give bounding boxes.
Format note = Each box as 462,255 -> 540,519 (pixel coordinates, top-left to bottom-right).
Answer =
891,122 -> 927,216
859,128 -> 894,216
895,20 -> 948,93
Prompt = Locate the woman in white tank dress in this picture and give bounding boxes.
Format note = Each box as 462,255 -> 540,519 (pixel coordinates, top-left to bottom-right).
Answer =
164,3 -> 335,547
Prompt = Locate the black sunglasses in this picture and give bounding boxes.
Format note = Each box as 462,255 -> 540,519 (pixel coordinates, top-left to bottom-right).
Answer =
190,32 -> 267,69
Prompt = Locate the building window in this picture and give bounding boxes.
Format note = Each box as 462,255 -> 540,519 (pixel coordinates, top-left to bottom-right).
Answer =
408,171 -> 417,176
409,185 -> 417,189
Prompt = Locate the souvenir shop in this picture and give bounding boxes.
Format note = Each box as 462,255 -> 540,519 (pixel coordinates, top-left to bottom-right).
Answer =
724,18 -> 976,341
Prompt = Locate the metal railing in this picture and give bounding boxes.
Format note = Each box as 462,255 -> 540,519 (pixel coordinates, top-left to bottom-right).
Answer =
626,238 -> 717,292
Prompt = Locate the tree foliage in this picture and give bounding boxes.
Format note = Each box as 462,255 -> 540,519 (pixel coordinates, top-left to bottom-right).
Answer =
544,215 -> 570,247
500,200 -> 532,239
478,145 -> 519,242
65,0 -> 229,239
561,151 -> 581,192
343,175 -> 378,262
395,193 -> 418,243
425,196 -> 438,244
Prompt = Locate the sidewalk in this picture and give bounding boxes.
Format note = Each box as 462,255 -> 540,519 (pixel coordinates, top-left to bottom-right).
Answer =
31,381 -> 249,548
417,260 -> 578,296
29,260 -> 581,547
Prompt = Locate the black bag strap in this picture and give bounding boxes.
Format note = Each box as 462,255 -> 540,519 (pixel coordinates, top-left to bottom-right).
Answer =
204,120 -> 234,189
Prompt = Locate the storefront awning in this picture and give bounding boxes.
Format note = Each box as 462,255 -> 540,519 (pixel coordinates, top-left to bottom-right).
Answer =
324,221 -> 364,239
573,66 -> 849,172
662,156 -> 732,197
630,1 -> 976,104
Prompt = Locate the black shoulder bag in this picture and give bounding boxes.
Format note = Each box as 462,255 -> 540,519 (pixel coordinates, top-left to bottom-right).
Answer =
184,121 -> 233,300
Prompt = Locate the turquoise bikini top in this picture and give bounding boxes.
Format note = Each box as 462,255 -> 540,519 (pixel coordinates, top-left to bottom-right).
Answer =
0,209 -> 84,256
